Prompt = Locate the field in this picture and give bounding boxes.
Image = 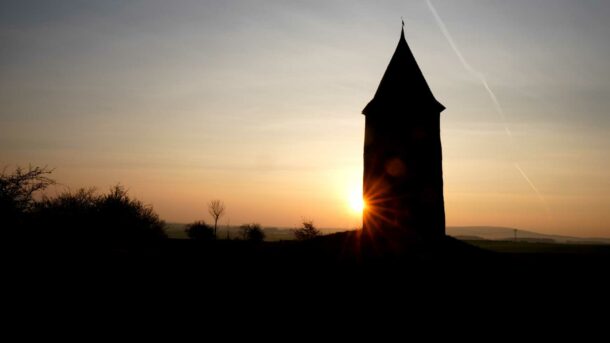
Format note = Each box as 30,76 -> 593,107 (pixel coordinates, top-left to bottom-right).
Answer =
465,239 -> 610,255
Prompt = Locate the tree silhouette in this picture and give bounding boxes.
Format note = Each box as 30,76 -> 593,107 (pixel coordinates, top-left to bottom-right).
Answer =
294,220 -> 321,240
208,200 -> 225,238
239,223 -> 265,242
30,185 -> 167,245
1,165 -> 55,229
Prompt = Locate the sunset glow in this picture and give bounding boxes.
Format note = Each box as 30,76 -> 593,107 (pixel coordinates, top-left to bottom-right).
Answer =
348,187 -> 366,214
1,1 -> 609,237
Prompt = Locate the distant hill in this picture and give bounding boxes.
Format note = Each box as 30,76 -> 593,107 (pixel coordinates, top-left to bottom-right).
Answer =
165,223 -> 610,244
447,226 -> 610,245
164,223 -> 188,239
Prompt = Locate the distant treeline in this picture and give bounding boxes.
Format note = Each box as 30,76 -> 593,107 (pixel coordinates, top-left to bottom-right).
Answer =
166,224 -> 319,241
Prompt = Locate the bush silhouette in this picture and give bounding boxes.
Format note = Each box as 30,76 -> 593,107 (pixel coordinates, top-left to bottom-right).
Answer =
186,221 -> 215,241
1,165 -> 54,229
96,185 -> 167,243
294,220 -> 321,240
29,185 -> 167,246
239,223 -> 265,242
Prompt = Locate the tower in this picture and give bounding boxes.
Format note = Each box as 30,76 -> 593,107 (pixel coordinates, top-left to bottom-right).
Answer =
362,26 -> 446,242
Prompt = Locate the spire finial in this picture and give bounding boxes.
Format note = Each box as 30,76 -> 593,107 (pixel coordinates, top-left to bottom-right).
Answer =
401,16 -> 404,28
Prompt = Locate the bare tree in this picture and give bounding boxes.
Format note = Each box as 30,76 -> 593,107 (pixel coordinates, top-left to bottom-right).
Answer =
1,165 -> 55,215
208,199 -> 225,237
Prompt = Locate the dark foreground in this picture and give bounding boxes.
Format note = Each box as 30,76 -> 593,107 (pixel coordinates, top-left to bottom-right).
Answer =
6,234 -> 607,337
7,231 -> 610,330
11,231 -> 610,290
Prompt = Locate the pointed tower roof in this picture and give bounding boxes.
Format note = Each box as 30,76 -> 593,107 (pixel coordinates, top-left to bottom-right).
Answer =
363,26 -> 445,116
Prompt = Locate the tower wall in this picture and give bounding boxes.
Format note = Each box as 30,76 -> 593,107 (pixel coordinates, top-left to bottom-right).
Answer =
362,111 -> 445,240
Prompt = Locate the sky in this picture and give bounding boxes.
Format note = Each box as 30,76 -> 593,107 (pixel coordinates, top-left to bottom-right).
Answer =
1,0 -> 609,237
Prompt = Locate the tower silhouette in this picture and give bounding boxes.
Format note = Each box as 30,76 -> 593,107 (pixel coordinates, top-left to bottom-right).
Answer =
362,25 -> 446,242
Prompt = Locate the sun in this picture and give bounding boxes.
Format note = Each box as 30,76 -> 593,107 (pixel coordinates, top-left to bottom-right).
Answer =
348,188 -> 366,214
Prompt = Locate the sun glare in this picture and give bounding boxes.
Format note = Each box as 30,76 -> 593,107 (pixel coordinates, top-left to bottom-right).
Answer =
348,188 -> 365,214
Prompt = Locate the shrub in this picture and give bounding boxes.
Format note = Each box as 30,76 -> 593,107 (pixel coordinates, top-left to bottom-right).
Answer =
239,223 -> 265,242
185,221 -> 215,241
29,185 -> 167,246
294,220 -> 320,241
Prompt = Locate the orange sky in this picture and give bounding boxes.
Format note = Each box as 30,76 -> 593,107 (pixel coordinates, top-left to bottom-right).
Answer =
1,1 -> 609,237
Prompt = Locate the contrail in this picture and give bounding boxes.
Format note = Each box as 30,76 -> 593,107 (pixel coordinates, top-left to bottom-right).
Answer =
425,0 -> 550,219
425,0 -> 509,139
514,163 -> 552,220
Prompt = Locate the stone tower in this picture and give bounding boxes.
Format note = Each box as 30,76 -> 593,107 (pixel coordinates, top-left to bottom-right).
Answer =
362,26 -> 446,241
